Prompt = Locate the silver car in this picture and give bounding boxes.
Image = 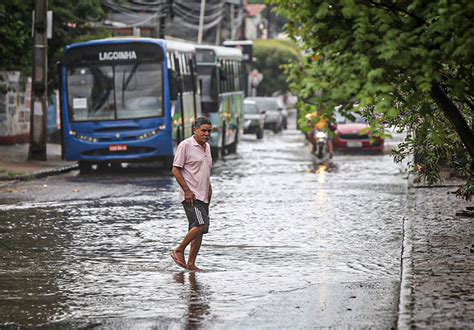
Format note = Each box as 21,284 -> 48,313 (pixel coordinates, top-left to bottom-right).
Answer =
246,97 -> 283,133
243,100 -> 265,139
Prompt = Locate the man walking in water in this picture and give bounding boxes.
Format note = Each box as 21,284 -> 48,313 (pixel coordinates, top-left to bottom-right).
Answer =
171,117 -> 213,272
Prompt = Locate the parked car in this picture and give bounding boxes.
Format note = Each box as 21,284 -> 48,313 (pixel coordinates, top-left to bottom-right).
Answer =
333,112 -> 384,152
246,97 -> 283,133
243,100 -> 264,139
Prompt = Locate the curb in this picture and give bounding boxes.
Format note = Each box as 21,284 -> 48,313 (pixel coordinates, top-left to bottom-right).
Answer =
397,176 -> 415,329
0,164 -> 78,181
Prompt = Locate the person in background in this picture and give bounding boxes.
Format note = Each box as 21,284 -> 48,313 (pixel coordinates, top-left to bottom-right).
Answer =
306,111 -> 336,158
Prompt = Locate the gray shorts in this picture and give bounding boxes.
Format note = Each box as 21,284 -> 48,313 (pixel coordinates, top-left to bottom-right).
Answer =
182,200 -> 210,234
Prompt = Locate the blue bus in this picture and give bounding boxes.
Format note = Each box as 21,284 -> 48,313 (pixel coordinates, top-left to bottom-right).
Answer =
58,38 -> 201,173
195,45 -> 244,159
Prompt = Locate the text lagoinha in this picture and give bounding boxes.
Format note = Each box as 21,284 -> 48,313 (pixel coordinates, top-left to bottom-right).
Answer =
99,51 -> 137,61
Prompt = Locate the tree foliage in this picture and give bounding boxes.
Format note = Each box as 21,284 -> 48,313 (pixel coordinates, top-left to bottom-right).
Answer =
270,0 -> 474,198
253,39 -> 301,96
0,0 -> 107,92
47,0 -> 108,91
0,1 -> 33,71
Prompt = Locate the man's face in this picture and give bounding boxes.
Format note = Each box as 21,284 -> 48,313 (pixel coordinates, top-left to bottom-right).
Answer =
193,124 -> 212,145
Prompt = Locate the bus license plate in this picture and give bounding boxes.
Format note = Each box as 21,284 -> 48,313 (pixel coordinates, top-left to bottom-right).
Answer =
109,144 -> 128,152
347,141 -> 362,148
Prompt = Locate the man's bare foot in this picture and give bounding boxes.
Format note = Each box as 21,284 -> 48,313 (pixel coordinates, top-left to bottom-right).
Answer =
170,249 -> 186,269
187,264 -> 203,272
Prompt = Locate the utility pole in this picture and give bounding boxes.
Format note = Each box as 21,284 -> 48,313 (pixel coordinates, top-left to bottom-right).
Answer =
159,16 -> 166,38
29,0 -> 48,160
197,0 -> 206,44
230,4 -> 235,41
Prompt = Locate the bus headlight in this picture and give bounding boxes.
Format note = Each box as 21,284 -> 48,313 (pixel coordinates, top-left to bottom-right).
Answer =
137,129 -> 160,140
76,134 -> 98,143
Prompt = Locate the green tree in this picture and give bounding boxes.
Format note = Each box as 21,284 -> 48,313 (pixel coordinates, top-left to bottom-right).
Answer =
0,0 -> 107,91
48,0 -> 108,91
270,0 -> 474,199
253,39 -> 301,96
0,1 -> 33,71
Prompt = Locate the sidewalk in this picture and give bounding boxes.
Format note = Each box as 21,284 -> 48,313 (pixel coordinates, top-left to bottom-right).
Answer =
0,143 -> 77,180
398,179 -> 474,328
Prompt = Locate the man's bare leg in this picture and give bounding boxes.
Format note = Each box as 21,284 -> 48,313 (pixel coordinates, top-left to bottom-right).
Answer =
173,226 -> 206,264
187,233 -> 203,269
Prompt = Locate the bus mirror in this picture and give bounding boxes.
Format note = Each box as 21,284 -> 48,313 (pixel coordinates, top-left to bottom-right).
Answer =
169,69 -> 179,101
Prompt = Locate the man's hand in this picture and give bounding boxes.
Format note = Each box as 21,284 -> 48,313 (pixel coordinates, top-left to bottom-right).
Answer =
172,166 -> 195,206
184,189 -> 196,206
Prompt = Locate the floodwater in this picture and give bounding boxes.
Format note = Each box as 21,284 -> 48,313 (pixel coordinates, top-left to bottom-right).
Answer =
0,120 -> 408,328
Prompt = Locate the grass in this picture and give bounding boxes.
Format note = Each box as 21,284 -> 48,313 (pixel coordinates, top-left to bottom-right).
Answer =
0,168 -> 26,177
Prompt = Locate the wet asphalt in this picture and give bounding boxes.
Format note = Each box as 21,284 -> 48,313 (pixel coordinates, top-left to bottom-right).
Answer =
0,123 -> 409,328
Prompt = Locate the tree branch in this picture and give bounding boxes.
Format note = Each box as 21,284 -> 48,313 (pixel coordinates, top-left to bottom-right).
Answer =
430,83 -> 474,158
358,0 -> 425,25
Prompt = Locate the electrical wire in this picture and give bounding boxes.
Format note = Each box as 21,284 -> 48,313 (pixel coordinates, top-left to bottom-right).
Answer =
102,0 -> 228,30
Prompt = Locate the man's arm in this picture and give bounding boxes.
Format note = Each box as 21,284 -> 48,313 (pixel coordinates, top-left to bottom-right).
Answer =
172,166 -> 195,205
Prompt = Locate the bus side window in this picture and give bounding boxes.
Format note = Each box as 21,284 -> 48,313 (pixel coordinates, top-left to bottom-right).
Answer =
183,54 -> 193,92
169,69 -> 179,101
166,52 -> 173,69
188,57 -> 199,94
178,54 -> 185,77
219,66 -> 226,93
238,62 -> 244,92
173,54 -> 182,90
227,60 -> 233,92
234,61 -> 240,91
167,52 -> 174,70
228,61 -> 233,91
224,60 -> 228,92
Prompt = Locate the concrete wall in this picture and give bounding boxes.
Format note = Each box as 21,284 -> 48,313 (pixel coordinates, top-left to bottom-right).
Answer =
0,71 -> 31,144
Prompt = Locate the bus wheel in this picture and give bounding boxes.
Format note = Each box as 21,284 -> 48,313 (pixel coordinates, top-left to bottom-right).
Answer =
78,161 -> 92,174
256,129 -> 264,139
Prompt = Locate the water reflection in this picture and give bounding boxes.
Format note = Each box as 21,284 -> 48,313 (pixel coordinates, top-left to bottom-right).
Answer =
310,159 -> 338,174
174,272 -> 210,329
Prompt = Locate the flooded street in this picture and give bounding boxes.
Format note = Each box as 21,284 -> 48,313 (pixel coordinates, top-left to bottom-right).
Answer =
0,122 -> 408,328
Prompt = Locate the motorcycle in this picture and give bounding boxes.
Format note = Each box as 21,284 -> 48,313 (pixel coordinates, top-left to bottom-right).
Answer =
312,129 -> 329,159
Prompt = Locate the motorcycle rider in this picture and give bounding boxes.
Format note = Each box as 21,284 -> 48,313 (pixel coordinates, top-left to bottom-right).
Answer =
305,111 -> 336,158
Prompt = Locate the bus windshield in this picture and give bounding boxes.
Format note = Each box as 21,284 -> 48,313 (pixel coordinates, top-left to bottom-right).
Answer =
197,66 -> 217,103
67,62 -> 163,121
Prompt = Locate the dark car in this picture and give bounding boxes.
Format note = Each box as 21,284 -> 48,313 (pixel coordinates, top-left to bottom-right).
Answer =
246,97 -> 283,133
243,100 -> 264,139
334,112 -> 384,152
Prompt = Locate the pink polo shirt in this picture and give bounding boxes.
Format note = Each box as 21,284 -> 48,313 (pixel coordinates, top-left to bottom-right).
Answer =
173,136 -> 212,203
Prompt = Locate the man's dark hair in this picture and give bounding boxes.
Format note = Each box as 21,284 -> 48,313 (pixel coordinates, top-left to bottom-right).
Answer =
193,117 -> 212,129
